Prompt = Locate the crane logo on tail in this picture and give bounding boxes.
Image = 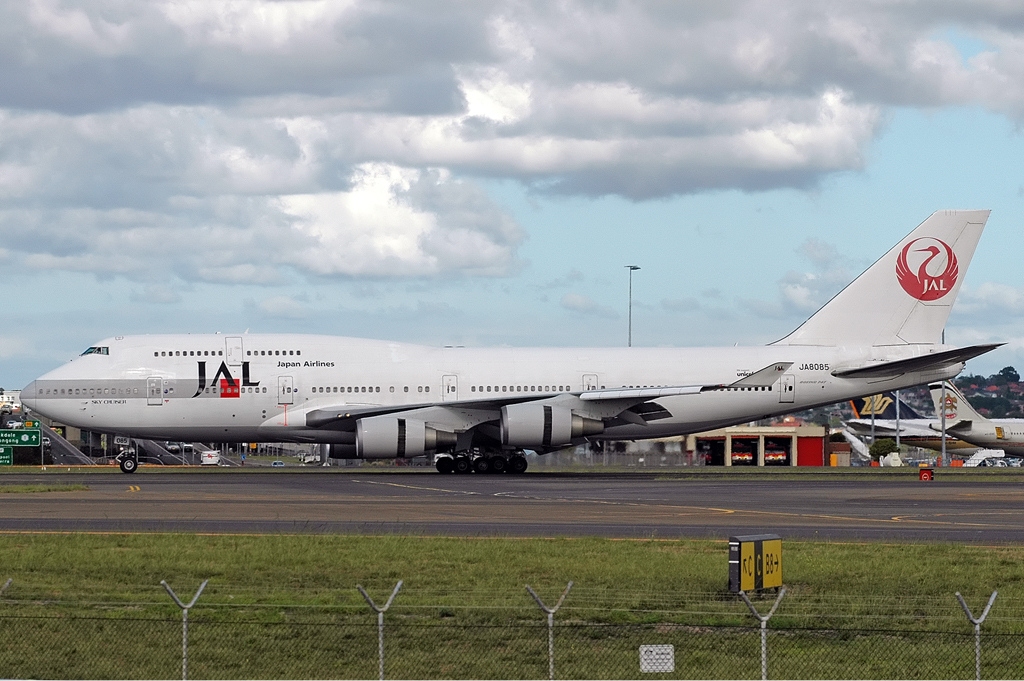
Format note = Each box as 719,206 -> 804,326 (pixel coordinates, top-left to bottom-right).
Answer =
896,238 -> 958,301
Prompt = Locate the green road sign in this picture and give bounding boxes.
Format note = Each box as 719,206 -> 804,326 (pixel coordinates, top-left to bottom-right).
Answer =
0,429 -> 40,447
0,446 -> 12,465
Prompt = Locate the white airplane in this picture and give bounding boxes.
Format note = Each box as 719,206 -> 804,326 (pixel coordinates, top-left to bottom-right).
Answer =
22,210 -> 999,474
844,391 -> 979,455
929,382 -> 1024,456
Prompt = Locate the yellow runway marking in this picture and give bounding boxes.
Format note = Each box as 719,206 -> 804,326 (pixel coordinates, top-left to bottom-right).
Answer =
357,479 -> 1014,528
127,485 -> 140,492
355,479 -> 482,495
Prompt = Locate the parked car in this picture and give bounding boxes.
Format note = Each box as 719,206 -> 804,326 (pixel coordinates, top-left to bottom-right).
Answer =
200,450 -> 221,466
271,460 -> 285,468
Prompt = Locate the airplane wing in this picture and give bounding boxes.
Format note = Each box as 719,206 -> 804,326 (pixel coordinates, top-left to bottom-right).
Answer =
579,362 -> 793,401
846,419 -> 941,438
831,344 -> 1002,379
306,362 -> 794,430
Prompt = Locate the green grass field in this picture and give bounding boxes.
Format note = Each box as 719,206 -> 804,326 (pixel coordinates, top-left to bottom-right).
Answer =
3,534 -> 1024,678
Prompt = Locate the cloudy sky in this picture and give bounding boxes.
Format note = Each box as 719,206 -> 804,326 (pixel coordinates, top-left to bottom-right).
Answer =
4,0 -> 1024,386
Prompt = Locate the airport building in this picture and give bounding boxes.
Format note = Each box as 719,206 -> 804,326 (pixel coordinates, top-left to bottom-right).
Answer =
536,423 -> 832,468
691,424 -> 828,466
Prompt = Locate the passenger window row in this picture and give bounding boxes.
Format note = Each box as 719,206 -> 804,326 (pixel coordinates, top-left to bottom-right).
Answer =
43,387 -> 141,396
311,386 -> 381,394
155,350 -> 222,357
201,386 -> 269,394
248,350 -> 301,356
471,385 -> 568,393
307,386 -> 431,394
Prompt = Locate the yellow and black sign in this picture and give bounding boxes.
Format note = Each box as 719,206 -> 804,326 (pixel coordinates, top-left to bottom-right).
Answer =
729,534 -> 782,593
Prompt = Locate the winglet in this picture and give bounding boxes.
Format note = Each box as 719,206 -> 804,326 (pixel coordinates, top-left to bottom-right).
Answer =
729,363 -> 793,388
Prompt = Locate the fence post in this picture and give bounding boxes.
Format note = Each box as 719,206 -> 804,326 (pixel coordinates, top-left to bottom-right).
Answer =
357,581 -> 403,681
739,587 -> 786,681
526,582 -> 573,681
956,591 -> 997,681
161,580 -> 209,681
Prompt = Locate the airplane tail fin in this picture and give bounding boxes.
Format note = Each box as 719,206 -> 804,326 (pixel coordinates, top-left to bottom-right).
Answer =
773,210 -> 989,346
929,381 -> 987,423
849,392 -> 924,420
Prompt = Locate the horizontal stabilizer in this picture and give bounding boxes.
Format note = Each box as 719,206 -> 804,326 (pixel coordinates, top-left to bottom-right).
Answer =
831,343 -> 1002,379
930,420 -> 972,432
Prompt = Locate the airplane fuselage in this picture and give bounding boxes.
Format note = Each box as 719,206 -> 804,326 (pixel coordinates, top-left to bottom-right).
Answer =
943,420 -> 1024,456
22,333 -> 963,446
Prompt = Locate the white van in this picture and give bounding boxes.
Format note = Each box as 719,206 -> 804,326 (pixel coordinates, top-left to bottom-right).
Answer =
200,450 -> 221,466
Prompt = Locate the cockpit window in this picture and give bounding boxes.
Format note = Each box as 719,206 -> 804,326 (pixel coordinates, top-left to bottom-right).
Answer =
81,346 -> 109,356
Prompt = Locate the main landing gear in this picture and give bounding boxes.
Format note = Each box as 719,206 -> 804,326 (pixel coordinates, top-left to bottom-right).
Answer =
435,452 -> 528,474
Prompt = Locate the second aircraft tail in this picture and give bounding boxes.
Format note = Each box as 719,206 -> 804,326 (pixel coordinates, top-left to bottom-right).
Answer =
929,381 -> 988,424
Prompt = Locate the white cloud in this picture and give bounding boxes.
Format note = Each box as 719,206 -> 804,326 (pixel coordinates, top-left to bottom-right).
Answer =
560,293 -> 617,318
2,0 -> 1024,299
258,295 -> 309,319
10,0 -> 1024,202
953,282 -> 1024,316
280,163 -> 522,277
0,157 -> 522,284
131,285 -> 182,304
743,237 -> 854,320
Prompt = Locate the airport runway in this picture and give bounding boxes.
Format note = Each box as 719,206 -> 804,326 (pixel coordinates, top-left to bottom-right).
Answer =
3,470 -> 1024,542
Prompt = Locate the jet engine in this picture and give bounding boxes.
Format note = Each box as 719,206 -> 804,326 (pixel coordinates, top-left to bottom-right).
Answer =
355,416 -> 457,458
500,404 -> 603,447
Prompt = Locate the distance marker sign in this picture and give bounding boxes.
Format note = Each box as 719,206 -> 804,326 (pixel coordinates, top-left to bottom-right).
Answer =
729,534 -> 783,592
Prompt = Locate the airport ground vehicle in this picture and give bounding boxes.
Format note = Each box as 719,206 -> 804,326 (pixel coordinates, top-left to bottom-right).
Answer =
20,211 -> 999,474
271,460 -> 285,467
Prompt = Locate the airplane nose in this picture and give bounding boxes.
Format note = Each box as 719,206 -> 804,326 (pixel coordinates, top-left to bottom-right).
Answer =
21,380 -> 36,411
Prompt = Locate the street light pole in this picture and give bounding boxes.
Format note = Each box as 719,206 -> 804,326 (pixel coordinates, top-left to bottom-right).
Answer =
626,265 -> 640,347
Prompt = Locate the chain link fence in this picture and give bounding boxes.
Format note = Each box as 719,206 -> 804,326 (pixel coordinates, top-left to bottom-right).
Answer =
3,582 -> 1024,679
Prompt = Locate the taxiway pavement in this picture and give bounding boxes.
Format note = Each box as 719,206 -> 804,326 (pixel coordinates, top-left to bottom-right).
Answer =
2,470 -> 1023,542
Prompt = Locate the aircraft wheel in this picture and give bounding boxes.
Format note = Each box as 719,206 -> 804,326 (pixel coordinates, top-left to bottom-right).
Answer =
472,457 -> 491,474
489,456 -> 507,473
435,457 -> 455,474
453,457 -> 471,474
119,457 -> 137,474
508,455 -> 528,474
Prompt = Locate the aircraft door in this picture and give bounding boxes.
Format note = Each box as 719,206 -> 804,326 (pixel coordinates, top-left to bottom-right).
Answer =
582,374 -> 599,391
226,337 -> 244,366
779,374 -> 795,403
278,376 -> 294,405
442,375 -> 458,402
147,377 -> 163,406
